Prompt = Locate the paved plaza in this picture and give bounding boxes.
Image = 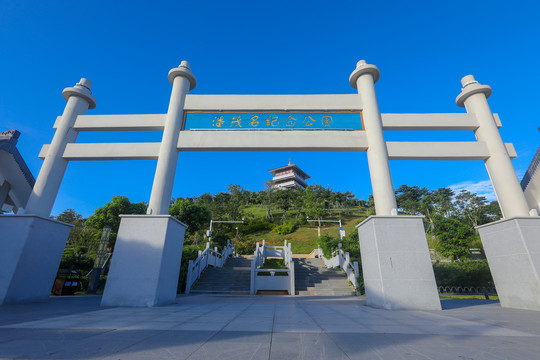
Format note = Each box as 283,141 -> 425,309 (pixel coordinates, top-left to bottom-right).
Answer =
1,295 -> 540,359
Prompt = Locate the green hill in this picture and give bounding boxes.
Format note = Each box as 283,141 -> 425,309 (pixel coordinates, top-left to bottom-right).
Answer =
234,206 -> 365,254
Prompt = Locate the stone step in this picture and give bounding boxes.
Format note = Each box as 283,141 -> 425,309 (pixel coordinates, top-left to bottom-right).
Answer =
193,287 -> 250,291
191,256 -> 356,296
296,285 -> 354,290
195,283 -> 249,287
293,258 -> 356,296
296,283 -> 353,289
296,290 -> 355,296
196,281 -> 249,285
295,283 -> 352,288
189,256 -> 253,295
295,276 -> 347,281
190,289 -> 250,294
196,277 -> 250,281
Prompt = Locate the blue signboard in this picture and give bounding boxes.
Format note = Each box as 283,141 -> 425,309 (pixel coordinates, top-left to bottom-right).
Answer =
183,112 -> 362,130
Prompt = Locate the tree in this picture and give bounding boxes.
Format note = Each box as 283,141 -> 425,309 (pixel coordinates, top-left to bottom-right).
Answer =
454,190 -> 488,228
358,195 -> 375,217
395,185 -> 429,215
434,216 -> 474,260
85,196 -> 147,249
56,209 -> 100,273
213,191 -> 243,220
420,187 -> 455,234
273,189 -> 297,220
57,208 -> 83,224
303,185 -> 328,220
56,208 -> 98,253
228,184 -> 245,205
260,180 -> 276,220
483,200 -> 502,223
292,188 -> 305,221
169,198 -> 211,241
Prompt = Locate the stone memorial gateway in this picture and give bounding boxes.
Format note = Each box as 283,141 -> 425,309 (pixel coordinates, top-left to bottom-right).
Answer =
1,60 -> 539,310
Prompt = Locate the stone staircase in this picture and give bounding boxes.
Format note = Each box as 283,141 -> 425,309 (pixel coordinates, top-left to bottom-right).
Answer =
189,256 -> 251,294
294,258 -> 356,296
189,255 -> 355,296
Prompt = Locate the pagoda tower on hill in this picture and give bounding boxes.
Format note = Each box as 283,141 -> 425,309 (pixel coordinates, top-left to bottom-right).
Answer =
268,159 -> 310,190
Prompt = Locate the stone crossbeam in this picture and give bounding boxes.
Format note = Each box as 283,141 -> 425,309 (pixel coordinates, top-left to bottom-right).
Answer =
52,112 -> 502,131
38,137 -> 517,160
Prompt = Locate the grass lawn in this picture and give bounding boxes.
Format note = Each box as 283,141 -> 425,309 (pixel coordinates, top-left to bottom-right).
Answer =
241,209 -> 365,254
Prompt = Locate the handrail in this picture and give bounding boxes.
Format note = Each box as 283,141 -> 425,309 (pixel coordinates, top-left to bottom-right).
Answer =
250,240 -> 295,295
185,239 -> 234,294
318,245 -> 360,295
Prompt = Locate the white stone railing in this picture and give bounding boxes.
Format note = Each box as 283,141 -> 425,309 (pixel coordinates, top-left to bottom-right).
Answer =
250,240 -> 295,295
318,245 -> 360,295
185,240 -> 234,294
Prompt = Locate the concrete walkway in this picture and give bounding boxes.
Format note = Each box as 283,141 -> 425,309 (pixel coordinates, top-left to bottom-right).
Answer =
1,295 -> 540,359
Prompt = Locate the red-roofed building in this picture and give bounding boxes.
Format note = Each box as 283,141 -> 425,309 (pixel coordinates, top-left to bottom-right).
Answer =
268,159 -> 310,190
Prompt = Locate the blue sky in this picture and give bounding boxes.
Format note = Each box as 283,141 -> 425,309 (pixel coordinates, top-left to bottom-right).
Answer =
1,1 -> 539,217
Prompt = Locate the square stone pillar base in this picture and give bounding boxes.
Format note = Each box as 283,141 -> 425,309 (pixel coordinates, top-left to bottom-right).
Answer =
356,216 -> 441,310
477,217 -> 540,311
101,215 -> 187,307
0,215 -> 72,304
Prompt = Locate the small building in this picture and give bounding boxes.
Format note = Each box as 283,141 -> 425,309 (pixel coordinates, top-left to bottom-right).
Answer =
521,128 -> 540,214
268,160 -> 310,190
0,130 -> 35,213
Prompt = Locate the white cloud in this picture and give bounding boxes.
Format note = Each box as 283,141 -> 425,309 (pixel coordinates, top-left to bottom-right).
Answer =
449,180 -> 497,201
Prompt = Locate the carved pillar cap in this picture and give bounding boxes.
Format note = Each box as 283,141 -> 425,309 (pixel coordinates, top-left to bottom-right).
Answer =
62,78 -> 97,109
456,75 -> 492,108
349,60 -> 380,88
168,60 -> 197,89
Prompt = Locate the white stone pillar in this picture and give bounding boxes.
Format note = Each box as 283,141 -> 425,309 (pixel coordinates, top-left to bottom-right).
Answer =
25,79 -> 96,217
350,60 -> 397,215
456,75 -> 530,218
147,61 -> 196,215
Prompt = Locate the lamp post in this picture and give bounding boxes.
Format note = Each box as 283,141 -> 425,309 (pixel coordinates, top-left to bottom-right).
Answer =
306,217 -> 344,239
207,218 -> 244,248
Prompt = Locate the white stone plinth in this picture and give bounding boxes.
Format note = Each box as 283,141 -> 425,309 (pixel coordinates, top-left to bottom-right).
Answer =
356,216 -> 441,310
101,215 -> 187,307
0,215 -> 72,304
477,217 -> 540,311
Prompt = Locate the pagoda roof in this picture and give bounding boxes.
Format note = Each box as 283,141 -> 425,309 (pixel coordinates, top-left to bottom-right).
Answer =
268,161 -> 310,180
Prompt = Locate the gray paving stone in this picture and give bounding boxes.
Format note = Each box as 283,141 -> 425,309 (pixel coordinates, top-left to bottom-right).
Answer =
1,295 -> 540,359
269,332 -> 348,360
99,330 -> 217,360
208,331 -> 272,344
189,342 -> 271,360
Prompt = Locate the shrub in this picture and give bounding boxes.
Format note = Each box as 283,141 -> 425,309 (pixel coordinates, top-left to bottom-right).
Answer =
317,234 -> 341,258
434,217 -> 474,259
178,244 -> 206,293
242,220 -> 273,234
235,239 -> 257,255
433,259 -> 494,288
272,221 -> 297,235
